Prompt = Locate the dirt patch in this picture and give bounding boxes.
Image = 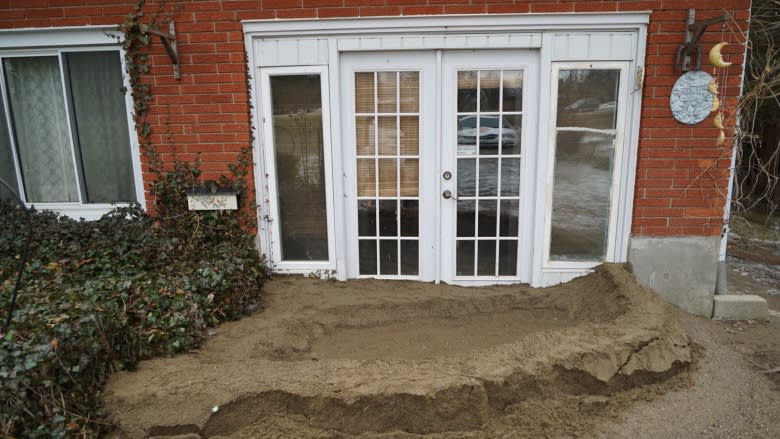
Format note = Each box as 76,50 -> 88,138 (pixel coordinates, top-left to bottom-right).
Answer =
310,309 -> 574,361
104,264 -> 692,438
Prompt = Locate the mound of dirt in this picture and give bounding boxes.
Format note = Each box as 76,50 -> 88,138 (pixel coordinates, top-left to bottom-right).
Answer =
104,264 -> 693,438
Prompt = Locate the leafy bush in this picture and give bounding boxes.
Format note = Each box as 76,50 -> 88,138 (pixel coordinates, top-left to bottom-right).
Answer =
0,202 -> 266,437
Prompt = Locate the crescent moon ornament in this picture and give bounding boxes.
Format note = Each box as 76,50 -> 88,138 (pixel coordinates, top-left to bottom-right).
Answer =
714,112 -> 724,129
708,79 -> 719,95
716,130 -> 726,146
711,95 -> 720,112
709,42 -> 733,68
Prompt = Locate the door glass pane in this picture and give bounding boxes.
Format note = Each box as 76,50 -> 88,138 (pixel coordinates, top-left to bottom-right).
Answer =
500,158 -> 521,196
379,200 -> 397,237
498,241 -> 518,276
379,239 -> 398,275
4,56 -> 78,203
378,116 -> 396,155
501,114 -> 522,155
356,117 -> 375,155
477,240 -> 496,276
550,68 -> 620,262
378,158 -> 397,197
359,240 -> 377,275
270,74 -> 329,261
400,200 -> 418,237
478,158 -> 498,196
456,240 -> 475,276
457,71 -> 477,112
66,51 -> 135,203
399,158 -> 418,197
502,70 -> 523,112
550,131 -> 616,261
377,72 -> 396,113
479,70 -> 500,112
499,200 -> 519,237
457,158 -> 476,197
457,200 -> 475,237
355,70 -> 420,276
357,159 -> 376,197
0,102 -> 18,200
355,72 -> 374,113
400,240 -> 419,275
399,72 -> 419,113
399,116 -> 419,155
478,200 -> 497,237
358,200 -> 376,237
556,70 -> 619,130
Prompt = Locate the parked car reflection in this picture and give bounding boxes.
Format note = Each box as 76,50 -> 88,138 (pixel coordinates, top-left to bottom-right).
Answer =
457,115 -> 518,154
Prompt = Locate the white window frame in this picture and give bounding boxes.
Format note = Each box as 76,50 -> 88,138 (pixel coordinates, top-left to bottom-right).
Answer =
540,61 -> 632,273
257,65 -> 337,273
0,26 -> 143,220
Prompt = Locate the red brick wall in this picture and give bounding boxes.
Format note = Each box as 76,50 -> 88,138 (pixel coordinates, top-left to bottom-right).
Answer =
0,0 -> 751,237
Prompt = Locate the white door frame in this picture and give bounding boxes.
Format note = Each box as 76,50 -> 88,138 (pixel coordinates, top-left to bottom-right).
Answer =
244,14 -> 648,284
440,50 -> 540,285
339,51 -> 438,281
257,65 -> 337,272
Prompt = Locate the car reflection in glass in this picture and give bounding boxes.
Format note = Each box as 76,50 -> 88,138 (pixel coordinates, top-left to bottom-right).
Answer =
457,115 -> 518,153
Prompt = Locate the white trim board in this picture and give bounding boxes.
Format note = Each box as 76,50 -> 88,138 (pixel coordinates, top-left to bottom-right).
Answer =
242,13 -> 650,36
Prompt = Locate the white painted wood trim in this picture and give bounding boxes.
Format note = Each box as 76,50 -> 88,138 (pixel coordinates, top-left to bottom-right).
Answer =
0,26 -> 121,49
541,61 -> 632,272
242,13 -> 650,36
258,65 -> 337,272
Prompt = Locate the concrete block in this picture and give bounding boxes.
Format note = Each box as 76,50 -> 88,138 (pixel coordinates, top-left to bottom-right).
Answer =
712,295 -> 769,320
629,236 -> 720,317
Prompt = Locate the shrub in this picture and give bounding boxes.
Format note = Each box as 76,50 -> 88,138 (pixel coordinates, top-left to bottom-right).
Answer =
0,202 -> 266,437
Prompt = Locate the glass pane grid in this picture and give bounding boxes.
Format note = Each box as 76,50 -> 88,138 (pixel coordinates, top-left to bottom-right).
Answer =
355,70 -> 420,277
455,69 -> 523,277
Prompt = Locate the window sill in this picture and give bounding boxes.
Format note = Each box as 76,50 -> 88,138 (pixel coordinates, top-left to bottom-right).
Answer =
26,202 -> 142,221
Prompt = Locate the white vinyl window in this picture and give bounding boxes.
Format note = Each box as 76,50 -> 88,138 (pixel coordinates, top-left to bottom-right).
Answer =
0,28 -> 142,219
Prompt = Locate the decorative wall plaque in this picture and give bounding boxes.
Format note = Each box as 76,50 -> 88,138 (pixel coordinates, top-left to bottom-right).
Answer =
670,71 -> 714,125
186,189 -> 238,211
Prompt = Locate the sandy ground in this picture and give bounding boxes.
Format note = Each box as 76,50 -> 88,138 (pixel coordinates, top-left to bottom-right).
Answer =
102,239 -> 780,439
105,264 -> 695,438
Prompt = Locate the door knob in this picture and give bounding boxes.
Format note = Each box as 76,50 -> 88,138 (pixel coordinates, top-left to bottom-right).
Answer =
442,190 -> 458,200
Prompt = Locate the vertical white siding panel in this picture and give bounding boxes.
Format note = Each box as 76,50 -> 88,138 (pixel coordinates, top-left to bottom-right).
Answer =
590,33 -> 612,59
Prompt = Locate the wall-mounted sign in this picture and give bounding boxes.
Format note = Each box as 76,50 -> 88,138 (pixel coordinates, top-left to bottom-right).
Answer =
670,71 -> 714,125
186,189 -> 238,211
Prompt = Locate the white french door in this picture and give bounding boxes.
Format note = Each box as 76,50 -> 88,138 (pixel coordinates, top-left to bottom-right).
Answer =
341,50 -> 538,283
440,51 -> 538,284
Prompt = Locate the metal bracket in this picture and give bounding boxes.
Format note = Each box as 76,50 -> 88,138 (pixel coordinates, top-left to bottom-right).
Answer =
147,20 -> 180,79
675,9 -> 730,72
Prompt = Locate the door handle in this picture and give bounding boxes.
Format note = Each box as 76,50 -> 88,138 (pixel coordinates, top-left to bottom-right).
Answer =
442,190 -> 458,200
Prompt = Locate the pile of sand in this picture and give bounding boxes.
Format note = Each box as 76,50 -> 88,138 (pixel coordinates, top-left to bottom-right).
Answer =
105,264 -> 693,438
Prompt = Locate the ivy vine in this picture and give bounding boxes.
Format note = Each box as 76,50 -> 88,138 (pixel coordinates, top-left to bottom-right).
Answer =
117,0 -> 256,226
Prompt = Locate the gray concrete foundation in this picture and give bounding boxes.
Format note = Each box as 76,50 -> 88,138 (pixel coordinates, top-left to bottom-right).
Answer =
628,236 -> 720,317
712,295 -> 769,320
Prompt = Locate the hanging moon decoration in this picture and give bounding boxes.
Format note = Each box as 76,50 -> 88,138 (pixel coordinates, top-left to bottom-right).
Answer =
713,112 -> 724,129
711,95 -> 720,112
716,130 -> 726,146
709,42 -> 733,68
708,79 -> 719,95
